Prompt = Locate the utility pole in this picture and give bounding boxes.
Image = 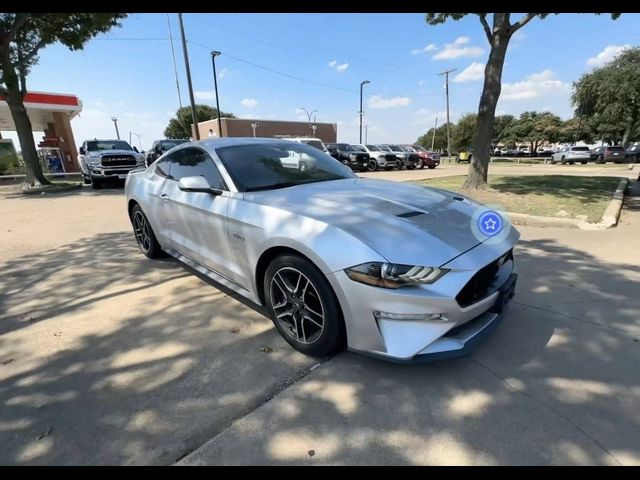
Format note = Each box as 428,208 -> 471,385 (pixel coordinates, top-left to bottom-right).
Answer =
431,117 -> 438,151
167,14 -> 183,109
111,117 -> 120,140
359,80 -> 370,144
251,122 -> 258,137
211,50 -> 223,137
178,13 -> 199,140
438,69 -> 456,159
364,125 -> 368,144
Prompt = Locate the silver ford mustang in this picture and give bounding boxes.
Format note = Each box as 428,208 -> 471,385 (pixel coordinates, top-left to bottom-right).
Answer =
125,138 -> 519,362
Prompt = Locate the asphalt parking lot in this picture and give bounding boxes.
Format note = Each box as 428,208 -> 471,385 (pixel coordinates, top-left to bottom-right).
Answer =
1,164 -> 639,465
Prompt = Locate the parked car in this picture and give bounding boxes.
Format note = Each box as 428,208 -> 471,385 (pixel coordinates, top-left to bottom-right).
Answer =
146,139 -> 189,166
551,146 -> 591,164
407,145 -> 440,169
592,145 -> 627,164
78,139 -> 145,189
353,144 -> 398,171
326,143 -> 371,171
286,137 -> 329,153
384,144 -> 420,169
457,148 -> 472,163
125,137 -> 519,361
625,144 -> 640,162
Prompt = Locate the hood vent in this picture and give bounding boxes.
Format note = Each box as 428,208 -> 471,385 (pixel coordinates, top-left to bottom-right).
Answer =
396,211 -> 425,219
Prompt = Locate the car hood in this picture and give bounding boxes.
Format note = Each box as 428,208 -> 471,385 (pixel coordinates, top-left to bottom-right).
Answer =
90,149 -> 138,157
243,178 -> 492,266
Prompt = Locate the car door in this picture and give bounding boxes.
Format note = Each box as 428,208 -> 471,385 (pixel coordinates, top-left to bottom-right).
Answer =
164,147 -> 235,279
147,155 -> 176,247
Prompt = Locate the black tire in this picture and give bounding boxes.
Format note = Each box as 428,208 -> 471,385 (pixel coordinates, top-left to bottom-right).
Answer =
581,161 -> 588,164
341,159 -> 349,166
427,165 -> 436,169
560,156 -> 566,165
82,173 -> 91,185
417,159 -> 424,169
597,155 -> 605,164
264,254 -> 345,357
90,175 -> 102,189
367,159 -> 378,172
299,161 -> 307,173
394,160 -> 402,171
568,161 -> 575,165
130,204 -> 163,259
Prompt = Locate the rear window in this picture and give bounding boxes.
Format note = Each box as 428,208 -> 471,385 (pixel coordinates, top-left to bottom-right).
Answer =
570,147 -> 590,151
606,146 -> 625,151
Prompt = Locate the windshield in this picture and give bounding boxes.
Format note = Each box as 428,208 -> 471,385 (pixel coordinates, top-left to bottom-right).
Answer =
606,146 -> 625,151
388,145 -> 403,152
366,145 -> 379,151
87,140 -> 133,152
378,145 -> 392,152
337,143 -> 355,152
352,145 -> 367,152
571,146 -> 590,151
215,142 -> 356,192
412,145 -> 426,152
161,140 -> 187,151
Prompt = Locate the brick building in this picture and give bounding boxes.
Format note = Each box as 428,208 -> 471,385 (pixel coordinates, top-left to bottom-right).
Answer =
196,118 -> 337,143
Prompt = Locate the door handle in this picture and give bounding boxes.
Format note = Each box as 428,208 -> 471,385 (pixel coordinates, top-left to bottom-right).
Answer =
160,193 -> 168,199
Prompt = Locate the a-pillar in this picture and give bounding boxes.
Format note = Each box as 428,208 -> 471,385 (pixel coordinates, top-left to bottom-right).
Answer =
52,112 -> 79,172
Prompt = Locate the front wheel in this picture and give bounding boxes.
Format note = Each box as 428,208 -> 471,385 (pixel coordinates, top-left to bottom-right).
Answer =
427,165 -> 436,169
394,161 -> 402,171
264,254 -> 345,357
130,204 -> 163,259
367,159 -> 378,172
416,159 -> 424,169
90,175 -> 102,189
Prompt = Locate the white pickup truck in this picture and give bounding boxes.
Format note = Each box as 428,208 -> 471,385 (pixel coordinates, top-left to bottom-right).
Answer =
78,139 -> 145,189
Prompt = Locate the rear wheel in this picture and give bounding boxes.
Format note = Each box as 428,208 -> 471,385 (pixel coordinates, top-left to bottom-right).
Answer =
264,254 -> 345,357
427,165 -> 436,169
416,159 -> 424,169
131,205 -> 163,259
581,161 -> 588,164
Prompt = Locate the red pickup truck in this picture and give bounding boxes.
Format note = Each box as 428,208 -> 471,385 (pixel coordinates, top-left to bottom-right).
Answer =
402,145 -> 441,169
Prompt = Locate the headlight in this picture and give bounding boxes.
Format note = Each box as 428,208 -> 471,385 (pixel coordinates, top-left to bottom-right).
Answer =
87,156 -> 99,165
345,262 -> 449,289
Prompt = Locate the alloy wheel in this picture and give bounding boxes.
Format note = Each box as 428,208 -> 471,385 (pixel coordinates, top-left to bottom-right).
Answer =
133,210 -> 152,253
270,267 -> 325,344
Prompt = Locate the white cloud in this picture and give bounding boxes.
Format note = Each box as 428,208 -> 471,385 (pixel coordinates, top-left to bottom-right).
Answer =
587,44 -> 632,67
501,69 -> 570,101
418,80 -> 424,86
432,36 -> 484,60
410,43 -> 437,55
328,60 -> 349,73
368,95 -> 411,109
240,98 -> 258,109
195,91 -> 216,100
453,62 -> 485,82
218,68 -> 229,79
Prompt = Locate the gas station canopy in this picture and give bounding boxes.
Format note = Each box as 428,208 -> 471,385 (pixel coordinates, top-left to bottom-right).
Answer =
0,91 -> 82,131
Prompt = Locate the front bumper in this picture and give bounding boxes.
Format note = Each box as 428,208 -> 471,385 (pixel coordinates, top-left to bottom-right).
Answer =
89,165 -> 143,178
327,232 -> 519,362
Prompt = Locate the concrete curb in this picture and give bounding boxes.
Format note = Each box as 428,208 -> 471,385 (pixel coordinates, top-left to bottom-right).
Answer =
505,177 -> 629,230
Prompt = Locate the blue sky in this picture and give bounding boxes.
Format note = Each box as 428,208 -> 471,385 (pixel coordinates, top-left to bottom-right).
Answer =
4,13 -> 639,150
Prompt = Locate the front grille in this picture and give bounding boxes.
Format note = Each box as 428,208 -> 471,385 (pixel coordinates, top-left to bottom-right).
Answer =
456,249 -> 513,308
355,154 -> 369,162
101,155 -> 136,167
103,169 -> 133,175
385,154 -> 397,162
408,153 -> 420,163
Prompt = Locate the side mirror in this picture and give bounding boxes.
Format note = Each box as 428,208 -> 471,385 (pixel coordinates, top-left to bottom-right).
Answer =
178,176 -> 223,195
155,145 -> 162,154
133,146 -> 139,153
79,147 -> 85,155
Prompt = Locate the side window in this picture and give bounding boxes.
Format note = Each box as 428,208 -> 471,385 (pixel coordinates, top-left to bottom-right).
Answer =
155,156 -> 172,178
169,147 -> 226,190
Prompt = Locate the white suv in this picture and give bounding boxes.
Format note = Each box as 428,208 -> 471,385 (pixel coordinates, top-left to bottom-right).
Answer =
354,144 -> 401,170
285,137 -> 329,153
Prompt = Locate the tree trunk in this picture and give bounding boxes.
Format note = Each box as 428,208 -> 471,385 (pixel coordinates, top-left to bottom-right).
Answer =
0,46 -> 50,187
463,16 -> 511,190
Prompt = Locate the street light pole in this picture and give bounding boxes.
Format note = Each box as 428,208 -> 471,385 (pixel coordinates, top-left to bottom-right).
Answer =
211,50 -> 223,137
132,132 -> 143,150
178,13 -> 199,140
359,80 -> 370,144
111,117 -> 120,140
364,125 -> 368,144
438,69 -> 456,159
251,122 -> 258,137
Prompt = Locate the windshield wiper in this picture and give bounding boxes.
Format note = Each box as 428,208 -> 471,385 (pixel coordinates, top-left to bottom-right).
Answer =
246,182 -> 299,192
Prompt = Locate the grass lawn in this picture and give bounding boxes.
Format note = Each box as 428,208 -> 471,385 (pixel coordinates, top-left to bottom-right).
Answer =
416,175 -> 622,223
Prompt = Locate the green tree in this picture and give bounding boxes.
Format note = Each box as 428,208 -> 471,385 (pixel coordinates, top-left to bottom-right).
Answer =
451,113 -> 476,153
573,47 -> 640,146
499,111 -> 563,153
164,105 -> 236,139
425,13 -> 620,189
416,123 -> 451,152
0,13 -> 127,187
493,114 -> 515,145
557,117 -> 596,144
